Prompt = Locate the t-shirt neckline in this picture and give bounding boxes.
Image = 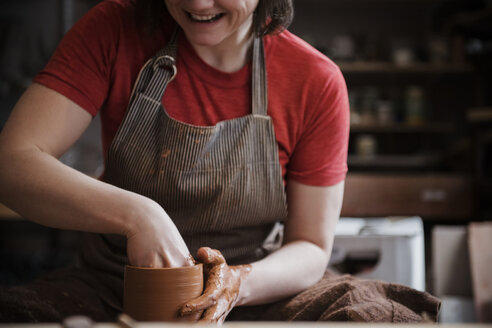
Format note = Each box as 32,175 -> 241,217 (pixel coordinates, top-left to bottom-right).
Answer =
176,30 -> 263,88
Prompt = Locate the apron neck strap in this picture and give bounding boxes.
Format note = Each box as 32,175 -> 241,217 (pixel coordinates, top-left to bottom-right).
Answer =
132,28 -> 179,102
252,36 -> 267,116
153,28 -> 179,68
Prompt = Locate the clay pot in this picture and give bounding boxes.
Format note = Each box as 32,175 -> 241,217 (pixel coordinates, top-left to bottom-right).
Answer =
123,264 -> 203,322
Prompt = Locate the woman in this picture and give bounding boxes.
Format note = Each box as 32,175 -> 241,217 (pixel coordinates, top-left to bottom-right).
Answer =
0,0 -> 438,323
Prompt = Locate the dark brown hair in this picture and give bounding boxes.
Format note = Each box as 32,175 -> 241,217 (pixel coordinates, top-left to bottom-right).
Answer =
132,0 -> 294,37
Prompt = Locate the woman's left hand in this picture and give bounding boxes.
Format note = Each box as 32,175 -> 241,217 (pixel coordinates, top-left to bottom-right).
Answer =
179,247 -> 251,324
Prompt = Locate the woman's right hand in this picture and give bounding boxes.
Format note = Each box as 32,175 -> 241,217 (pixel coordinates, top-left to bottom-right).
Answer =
125,196 -> 194,268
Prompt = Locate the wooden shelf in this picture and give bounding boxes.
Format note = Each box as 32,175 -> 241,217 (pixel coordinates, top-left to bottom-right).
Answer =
348,154 -> 441,169
350,122 -> 454,134
467,107 -> 492,123
337,61 -> 474,74
341,172 -> 473,219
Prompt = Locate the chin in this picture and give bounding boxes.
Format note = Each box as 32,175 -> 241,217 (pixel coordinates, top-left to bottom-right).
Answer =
186,34 -> 225,48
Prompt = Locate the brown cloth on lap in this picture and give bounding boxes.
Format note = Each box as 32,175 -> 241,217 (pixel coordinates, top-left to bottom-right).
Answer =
229,271 -> 441,322
266,271 -> 440,322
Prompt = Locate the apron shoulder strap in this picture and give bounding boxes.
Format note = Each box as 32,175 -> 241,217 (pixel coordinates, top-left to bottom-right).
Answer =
132,28 -> 179,102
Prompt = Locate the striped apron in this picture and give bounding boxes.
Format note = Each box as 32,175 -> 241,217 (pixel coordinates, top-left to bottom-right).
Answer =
78,31 -> 288,291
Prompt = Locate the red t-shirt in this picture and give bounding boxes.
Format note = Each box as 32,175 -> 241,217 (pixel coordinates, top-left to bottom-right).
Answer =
34,0 -> 349,186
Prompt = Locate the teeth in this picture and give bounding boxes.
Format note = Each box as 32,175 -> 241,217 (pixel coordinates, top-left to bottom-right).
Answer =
190,13 -> 219,21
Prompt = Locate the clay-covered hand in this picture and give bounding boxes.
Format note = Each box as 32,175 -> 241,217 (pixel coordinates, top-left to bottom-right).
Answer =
179,247 -> 251,323
125,196 -> 194,268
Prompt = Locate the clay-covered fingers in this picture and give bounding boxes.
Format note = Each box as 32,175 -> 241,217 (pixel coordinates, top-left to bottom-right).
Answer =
179,287 -> 219,316
217,313 -> 227,325
197,247 -> 226,265
181,247 -> 243,322
199,304 -> 220,323
200,298 -> 231,323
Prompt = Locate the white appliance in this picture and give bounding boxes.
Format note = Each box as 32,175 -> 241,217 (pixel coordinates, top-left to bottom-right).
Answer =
329,216 -> 425,291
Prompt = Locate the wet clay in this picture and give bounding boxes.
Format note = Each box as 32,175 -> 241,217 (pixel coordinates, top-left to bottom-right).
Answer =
124,264 -> 203,322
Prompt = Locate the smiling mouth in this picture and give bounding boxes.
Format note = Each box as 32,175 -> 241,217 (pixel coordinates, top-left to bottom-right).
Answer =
186,11 -> 225,23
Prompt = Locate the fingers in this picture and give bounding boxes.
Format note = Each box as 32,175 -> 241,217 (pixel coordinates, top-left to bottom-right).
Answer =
179,252 -> 224,317
126,231 -> 195,268
166,253 -> 194,267
130,252 -> 193,268
200,298 -> 231,324
200,304 -> 221,323
181,247 -> 233,323
186,253 -> 197,266
129,250 -> 164,268
197,247 -> 226,265
217,313 -> 227,325
180,290 -> 217,316
180,268 -> 223,315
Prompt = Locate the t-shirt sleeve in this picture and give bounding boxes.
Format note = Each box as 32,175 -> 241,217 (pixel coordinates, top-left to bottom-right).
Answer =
287,66 -> 350,186
33,1 -> 120,117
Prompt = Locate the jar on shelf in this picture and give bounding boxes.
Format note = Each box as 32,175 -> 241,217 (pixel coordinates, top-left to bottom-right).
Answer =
355,134 -> 377,157
404,86 -> 425,125
331,34 -> 356,61
349,89 -> 361,125
391,38 -> 416,66
376,99 -> 394,125
429,35 -> 449,64
360,87 -> 379,125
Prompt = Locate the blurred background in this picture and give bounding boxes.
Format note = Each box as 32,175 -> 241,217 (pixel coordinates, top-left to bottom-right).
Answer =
1,0 -> 491,323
